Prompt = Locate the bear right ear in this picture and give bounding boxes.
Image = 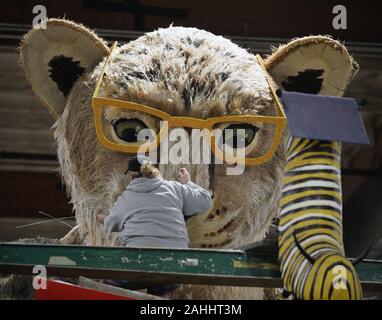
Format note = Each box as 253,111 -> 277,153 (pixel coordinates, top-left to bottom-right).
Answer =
264,36 -> 355,97
20,18 -> 109,119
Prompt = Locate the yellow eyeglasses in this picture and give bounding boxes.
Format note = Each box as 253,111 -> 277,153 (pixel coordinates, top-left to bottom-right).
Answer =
92,41 -> 286,166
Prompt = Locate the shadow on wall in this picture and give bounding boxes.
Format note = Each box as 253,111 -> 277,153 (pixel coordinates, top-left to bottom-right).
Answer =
343,168 -> 382,259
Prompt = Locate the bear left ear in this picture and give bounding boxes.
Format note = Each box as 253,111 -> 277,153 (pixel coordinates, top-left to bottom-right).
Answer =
20,18 -> 110,119
264,36 -> 356,97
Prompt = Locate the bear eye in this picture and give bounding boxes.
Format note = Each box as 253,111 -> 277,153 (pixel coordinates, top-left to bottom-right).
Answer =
112,118 -> 148,143
222,124 -> 259,149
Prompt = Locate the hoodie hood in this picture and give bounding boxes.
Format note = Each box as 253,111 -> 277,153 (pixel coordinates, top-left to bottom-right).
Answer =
126,176 -> 163,193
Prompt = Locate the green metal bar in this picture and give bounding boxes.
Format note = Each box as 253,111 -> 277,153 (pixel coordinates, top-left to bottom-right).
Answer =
0,243 -> 381,290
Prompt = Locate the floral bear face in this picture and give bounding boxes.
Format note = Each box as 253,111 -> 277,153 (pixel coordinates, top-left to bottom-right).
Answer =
20,19 -> 353,254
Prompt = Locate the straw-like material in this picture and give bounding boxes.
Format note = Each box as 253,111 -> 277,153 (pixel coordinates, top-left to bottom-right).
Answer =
20,19 -> 109,119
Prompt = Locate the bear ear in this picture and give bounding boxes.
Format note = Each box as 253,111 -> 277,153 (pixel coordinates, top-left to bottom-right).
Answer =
20,18 -> 110,119
264,36 -> 356,97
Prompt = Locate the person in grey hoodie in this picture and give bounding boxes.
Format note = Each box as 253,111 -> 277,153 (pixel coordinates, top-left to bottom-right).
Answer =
98,156 -> 212,249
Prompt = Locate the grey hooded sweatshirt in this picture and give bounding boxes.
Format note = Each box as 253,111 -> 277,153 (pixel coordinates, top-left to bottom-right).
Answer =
104,176 -> 212,248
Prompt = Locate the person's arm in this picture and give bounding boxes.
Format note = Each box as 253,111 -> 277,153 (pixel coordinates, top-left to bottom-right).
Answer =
178,168 -> 212,216
103,193 -> 128,233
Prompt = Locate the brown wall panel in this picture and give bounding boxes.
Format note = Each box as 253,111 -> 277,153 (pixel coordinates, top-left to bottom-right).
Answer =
0,171 -> 72,218
0,0 -> 381,42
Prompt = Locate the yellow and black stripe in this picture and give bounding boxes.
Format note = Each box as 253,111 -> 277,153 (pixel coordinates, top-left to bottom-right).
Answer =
278,136 -> 362,300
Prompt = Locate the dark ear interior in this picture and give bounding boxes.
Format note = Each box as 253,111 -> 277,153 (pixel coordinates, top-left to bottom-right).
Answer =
49,55 -> 86,97
282,69 -> 324,94
265,36 -> 355,98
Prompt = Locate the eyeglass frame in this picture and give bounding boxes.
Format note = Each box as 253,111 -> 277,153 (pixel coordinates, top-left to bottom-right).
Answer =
92,41 -> 286,166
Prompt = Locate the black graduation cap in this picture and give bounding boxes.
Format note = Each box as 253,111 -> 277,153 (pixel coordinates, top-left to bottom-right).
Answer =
280,91 -> 369,144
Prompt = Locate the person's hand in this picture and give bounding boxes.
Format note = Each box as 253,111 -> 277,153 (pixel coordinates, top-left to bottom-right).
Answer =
178,168 -> 191,184
97,213 -> 107,224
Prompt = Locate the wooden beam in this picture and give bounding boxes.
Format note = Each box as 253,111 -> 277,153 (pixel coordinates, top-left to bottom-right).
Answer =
0,243 -> 282,288
1,243 -> 381,291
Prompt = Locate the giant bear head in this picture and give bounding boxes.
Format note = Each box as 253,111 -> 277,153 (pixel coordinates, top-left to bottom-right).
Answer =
20,19 -> 354,251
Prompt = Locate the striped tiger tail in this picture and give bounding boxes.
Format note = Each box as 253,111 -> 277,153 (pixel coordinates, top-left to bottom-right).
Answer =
278,137 -> 362,300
